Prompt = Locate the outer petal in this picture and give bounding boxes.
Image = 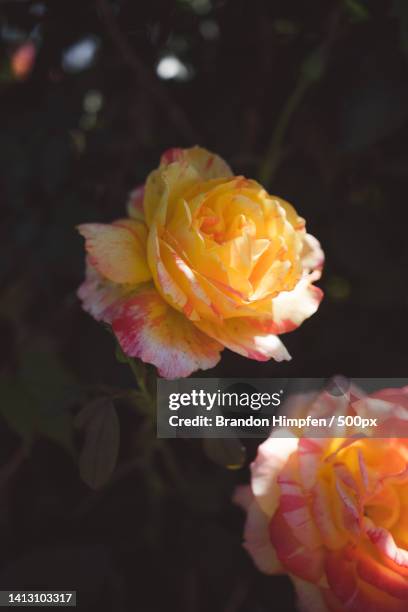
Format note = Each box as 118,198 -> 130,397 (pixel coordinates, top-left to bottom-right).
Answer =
301,233 -> 325,272
251,433 -> 299,516
77,220 -> 151,284
144,161 -> 199,227
258,271 -> 323,335
144,146 -> 233,227
241,501 -> 282,574
160,146 -> 233,180
369,387 -> 408,410
194,317 -> 291,362
109,285 -> 223,379
351,387 -> 408,436
127,185 -> 145,221
77,261 -> 132,323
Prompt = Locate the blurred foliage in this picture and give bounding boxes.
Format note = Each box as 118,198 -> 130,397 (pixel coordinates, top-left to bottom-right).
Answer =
1,0 -> 408,610
76,398 -> 120,490
344,0 -> 370,23
0,343 -> 78,452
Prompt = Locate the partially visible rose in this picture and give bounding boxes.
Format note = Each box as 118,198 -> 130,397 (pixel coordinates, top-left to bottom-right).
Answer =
235,385 -> 408,611
78,146 -> 323,378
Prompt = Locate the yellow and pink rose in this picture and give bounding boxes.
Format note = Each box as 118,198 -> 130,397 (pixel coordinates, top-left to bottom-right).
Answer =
77,146 -> 323,378
235,385 -> 408,611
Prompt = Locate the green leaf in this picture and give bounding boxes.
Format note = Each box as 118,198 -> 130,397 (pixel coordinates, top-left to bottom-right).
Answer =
77,399 -> 120,490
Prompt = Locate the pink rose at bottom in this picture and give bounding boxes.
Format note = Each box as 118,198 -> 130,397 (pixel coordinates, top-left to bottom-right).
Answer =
234,385 -> 408,612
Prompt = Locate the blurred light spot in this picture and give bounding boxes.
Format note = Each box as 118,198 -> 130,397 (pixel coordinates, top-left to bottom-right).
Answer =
83,90 -> 103,114
156,55 -> 190,81
62,36 -> 100,74
326,276 -> 351,301
199,19 -> 219,40
29,3 -> 47,16
11,41 -> 36,80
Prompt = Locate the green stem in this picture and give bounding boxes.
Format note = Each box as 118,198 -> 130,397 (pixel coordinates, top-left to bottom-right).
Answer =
258,74 -> 310,187
115,340 -> 155,412
125,358 -> 187,492
128,357 -> 149,398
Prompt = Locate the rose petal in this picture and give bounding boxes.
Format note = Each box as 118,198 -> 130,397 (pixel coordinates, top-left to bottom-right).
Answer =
148,227 -> 190,313
351,388 -> 408,432
355,550 -> 408,600
301,233 -> 325,272
127,185 -> 145,221
242,501 -> 282,574
77,220 -> 151,284
312,480 -> 347,549
298,438 -> 327,489
194,316 -> 291,362
326,550 -> 408,612
160,146 -> 233,180
251,433 -> 299,516
148,164 -> 200,227
325,550 -> 359,610
158,239 -> 214,321
269,507 -> 324,582
77,261 -> 132,323
277,455 -> 323,551
144,146 -> 233,228
261,272 -> 323,335
109,285 -> 222,378
363,519 -> 408,575
234,484 -> 282,574
335,478 -> 361,535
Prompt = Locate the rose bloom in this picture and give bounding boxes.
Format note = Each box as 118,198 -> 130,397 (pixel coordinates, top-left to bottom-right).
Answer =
235,385 -> 408,612
77,147 -> 323,378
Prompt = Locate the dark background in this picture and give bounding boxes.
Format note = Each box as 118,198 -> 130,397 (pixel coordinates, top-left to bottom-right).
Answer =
0,0 -> 407,610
